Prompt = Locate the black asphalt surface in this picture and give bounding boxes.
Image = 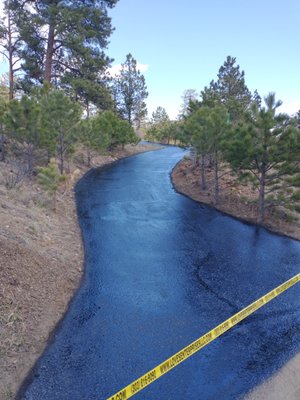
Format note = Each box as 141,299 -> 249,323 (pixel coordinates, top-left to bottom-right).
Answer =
20,146 -> 300,400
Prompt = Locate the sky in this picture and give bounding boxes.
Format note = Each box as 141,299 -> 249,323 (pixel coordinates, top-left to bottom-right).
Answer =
107,0 -> 300,118
0,0 -> 299,119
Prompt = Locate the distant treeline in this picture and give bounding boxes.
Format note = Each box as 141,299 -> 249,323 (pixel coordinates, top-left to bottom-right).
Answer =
146,56 -> 300,223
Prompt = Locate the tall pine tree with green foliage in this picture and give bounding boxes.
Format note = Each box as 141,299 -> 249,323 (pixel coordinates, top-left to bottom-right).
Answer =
0,0 -> 24,99
113,53 -> 148,126
39,88 -> 82,174
224,93 -> 300,223
11,0 -> 117,108
215,56 -> 252,121
5,95 -> 45,175
146,106 -> 169,142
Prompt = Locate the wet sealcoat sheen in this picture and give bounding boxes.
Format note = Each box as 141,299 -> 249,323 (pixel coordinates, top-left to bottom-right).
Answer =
20,146 -> 300,400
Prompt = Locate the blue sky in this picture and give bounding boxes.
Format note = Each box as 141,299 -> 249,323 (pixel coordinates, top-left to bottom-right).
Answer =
0,0 -> 299,119
108,0 -> 300,118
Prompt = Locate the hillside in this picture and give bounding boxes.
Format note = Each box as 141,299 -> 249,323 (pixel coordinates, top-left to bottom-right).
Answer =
0,143 -> 158,399
172,158 -> 300,241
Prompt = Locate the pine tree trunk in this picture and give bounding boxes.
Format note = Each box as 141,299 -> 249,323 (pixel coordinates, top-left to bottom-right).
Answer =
60,151 -> 64,175
27,144 -> 34,178
200,153 -> 206,190
258,167 -> 266,224
7,10 -> 14,99
44,20 -> 55,83
128,108 -> 132,125
59,134 -> 64,174
213,151 -> 219,205
52,192 -> 57,212
87,147 -> 91,167
0,132 -> 5,161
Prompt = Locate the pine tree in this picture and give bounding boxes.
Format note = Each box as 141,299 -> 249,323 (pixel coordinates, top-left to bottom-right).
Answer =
215,56 -> 252,122
5,95 -> 44,175
81,110 -> 137,153
0,0 -> 23,99
80,113 -> 113,166
37,163 -> 66,210
12,0 -> 118,102
113,53 -> 148,125
194,57 -> 253,121
200,81 -> 220,108
101,110 -> 137,148
39,89 -> 82,174
184,105 -> 229,203
224,93 -> 300,223
185,108 -> 211,190
146,106 -> 170,142
179,89 -> 198,119
0,90 -> 8,161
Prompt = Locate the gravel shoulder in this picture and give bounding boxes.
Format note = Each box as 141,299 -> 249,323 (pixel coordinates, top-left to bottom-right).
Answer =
243,353 -> 300,400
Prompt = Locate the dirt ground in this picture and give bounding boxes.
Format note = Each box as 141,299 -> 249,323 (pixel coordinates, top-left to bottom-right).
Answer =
172,158 -> 300,400
172,158 -> 300,241
0,143 -> 158,399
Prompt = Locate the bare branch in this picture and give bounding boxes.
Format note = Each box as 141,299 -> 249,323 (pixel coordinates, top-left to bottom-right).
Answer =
12,58 -> 22,67
0,50 -> 9,60
247,167 -> 260,181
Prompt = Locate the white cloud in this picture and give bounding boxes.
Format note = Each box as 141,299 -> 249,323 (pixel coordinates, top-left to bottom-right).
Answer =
107,62 -> 149,77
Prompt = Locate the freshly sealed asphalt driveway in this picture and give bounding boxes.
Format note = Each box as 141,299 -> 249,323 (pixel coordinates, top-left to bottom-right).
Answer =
20,146 -> 300,399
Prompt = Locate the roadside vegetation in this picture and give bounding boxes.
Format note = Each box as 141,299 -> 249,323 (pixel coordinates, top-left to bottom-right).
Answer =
147,56 -> 300,228
0,1 -> 149,189
0,1 -> 155,397
0,0 -> 299,396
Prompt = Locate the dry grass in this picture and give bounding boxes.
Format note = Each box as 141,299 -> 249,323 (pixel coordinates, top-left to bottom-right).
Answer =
172,158 -> 300,241
0,142 -> 159,398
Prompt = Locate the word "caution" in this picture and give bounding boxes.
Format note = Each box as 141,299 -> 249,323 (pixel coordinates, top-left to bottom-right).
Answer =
107,273 -> 300,400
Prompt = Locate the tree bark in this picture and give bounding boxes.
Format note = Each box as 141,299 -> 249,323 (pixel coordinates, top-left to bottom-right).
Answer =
59,133 -> 64,174
60,151 -> 64,175
258,166 -> 266,224
44,20 -> 55,83
7,8 -> 14,99
213,151 -> 219,205
200,153 -> 206,190
0,131 -> 5,161
87,147 -> 91,167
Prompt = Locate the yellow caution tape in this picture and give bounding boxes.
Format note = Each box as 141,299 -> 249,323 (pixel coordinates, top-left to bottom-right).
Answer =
107,273 -> 300,400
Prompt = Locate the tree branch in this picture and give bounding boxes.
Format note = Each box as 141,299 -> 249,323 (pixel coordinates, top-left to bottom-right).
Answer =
54,59 -> 82,76
247,167 -> 260,181
0,50 -> 9,61
12,58 -> 22,67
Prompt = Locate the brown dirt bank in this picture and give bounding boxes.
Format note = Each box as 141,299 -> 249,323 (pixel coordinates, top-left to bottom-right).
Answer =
0,143 -> 159,399
172,158 -> 300,241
